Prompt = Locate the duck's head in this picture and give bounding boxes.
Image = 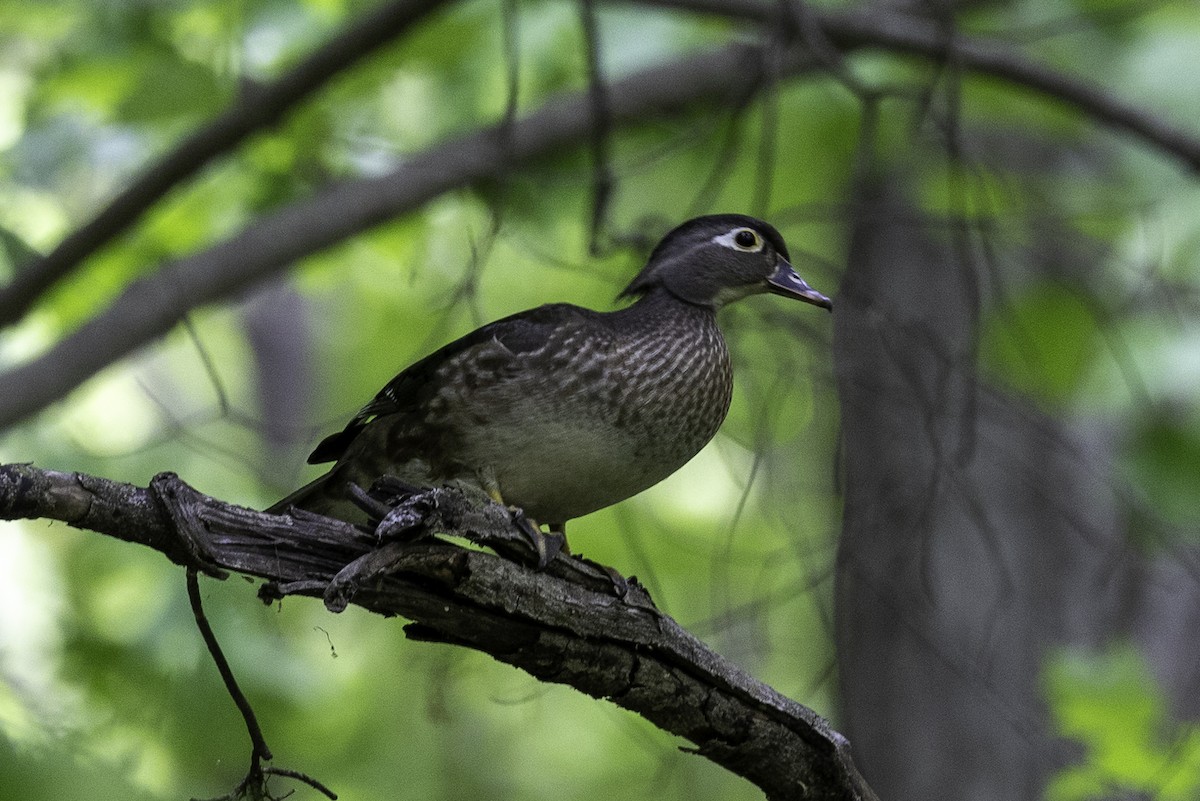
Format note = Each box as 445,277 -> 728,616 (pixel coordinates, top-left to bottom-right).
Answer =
620,214 -> 833,311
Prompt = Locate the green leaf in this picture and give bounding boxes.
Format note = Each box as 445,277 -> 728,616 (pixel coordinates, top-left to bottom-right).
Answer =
117,50 -> 227,122
1122,416 -> 1200,529
1044,643 -> 1200,801
979,281 -> 1102,404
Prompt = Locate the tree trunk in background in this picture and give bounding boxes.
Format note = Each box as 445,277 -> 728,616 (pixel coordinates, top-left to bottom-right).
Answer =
831,178 -> 1133,799
244,280 -> 314,478
1135,550 -> 1200,720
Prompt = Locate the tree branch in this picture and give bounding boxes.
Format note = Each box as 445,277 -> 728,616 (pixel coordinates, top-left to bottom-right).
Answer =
632,0 -> 1200,172
0,42 -> 787,430
0,0 -> 452,329
4,3 -> 1198,429
0,462 -> 878,801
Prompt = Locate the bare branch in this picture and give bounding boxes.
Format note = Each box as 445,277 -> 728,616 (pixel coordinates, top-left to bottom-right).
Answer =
0,0 -> 452,329
627,0 -> 1200,171
0,43 -> 787,430
4,3 -> 1198,429
578,0 -> 615,254
0,463 -> 878,801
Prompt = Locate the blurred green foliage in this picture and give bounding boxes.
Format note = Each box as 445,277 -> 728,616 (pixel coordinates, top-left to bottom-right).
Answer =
979,281 -> 1104,405
1045,644 -> 1200,801
0,0 -> 1198,799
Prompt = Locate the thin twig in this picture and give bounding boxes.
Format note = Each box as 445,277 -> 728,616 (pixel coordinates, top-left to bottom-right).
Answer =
187,568 -> 273,764
627,0 -> 1200,171
186,568 -> 338,801
579,0 -> 614,254
263,768 -> 339,800
0,0 -> 452,329
182,315 -> 230,417
0,464 -> 877,801
4,5 -> 1200,427
0,42 -> 782,430
500,0 -> 522,133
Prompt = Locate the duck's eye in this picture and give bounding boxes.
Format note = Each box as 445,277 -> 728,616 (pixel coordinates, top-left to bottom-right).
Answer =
733,228 -> 761,251
734,229 -> 758,248
713,227 -> 766,253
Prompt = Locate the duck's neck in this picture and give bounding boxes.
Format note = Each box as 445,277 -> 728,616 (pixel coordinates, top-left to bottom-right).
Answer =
618,286 -> 718,324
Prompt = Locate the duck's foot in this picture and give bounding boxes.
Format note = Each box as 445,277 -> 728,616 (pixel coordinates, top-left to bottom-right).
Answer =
511,509 -> 566,569
570,554 -> 629,598
347,478 -> 440,543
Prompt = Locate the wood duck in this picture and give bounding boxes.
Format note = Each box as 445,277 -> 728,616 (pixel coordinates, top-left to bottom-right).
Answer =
269,215 -> 831,545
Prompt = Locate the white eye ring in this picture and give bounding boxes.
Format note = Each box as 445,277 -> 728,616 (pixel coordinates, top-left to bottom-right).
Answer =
714,227 -> 764,253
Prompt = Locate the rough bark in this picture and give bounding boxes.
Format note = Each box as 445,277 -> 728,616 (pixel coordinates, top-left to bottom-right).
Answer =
0,463 -> 878,801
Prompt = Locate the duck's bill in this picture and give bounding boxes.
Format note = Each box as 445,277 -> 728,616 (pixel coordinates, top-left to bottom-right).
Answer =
766,259 -> 833,311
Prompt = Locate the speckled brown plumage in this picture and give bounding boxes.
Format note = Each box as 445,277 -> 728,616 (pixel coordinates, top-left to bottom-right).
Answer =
269,214 -> 831,529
